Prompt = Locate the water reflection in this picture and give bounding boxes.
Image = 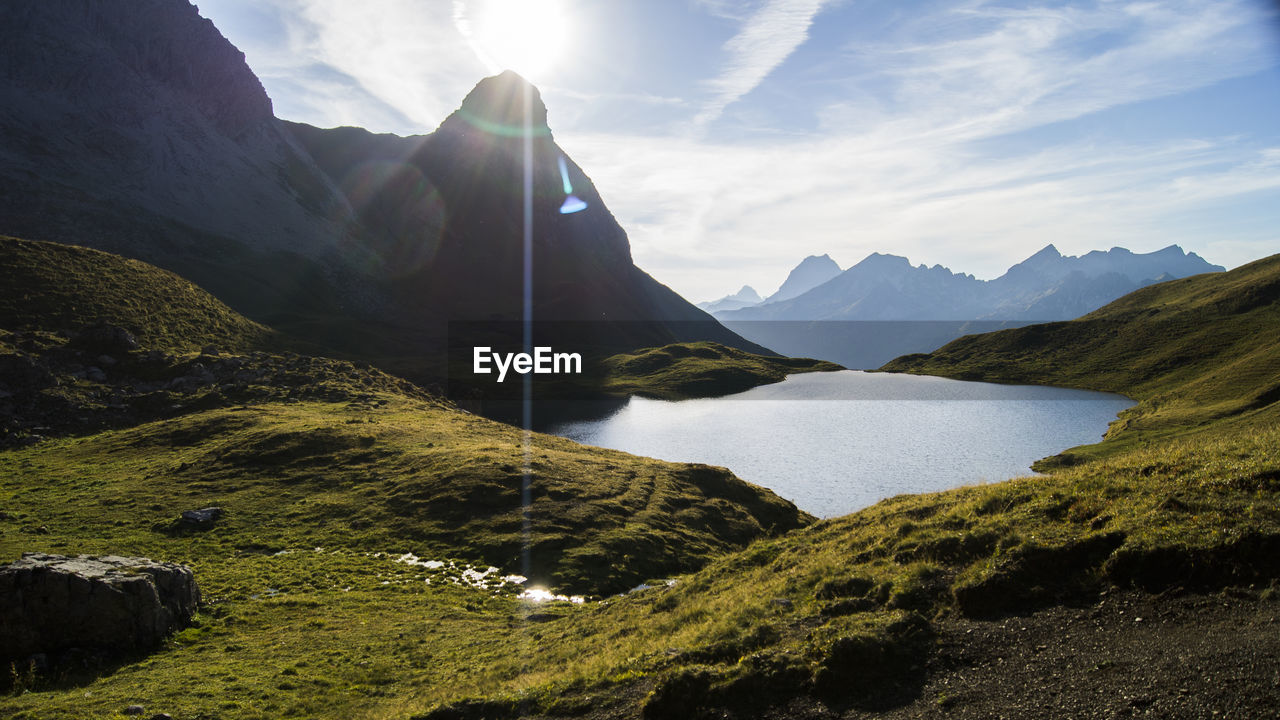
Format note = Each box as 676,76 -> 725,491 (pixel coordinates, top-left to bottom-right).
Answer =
544,371 -> 1134,518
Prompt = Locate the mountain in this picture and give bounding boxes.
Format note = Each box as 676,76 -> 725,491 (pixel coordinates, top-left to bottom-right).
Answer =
0,1 -> 766,387
721,245 -> 1223,323
289,73 -> 760,344
765,253 -> 842,303
715,244 -> 1224,368
0,0 -> 377,325
6,236 -> 1280,718
983,243 -> 1224,319
695,253 -> 842,315
697,285 -> 764,313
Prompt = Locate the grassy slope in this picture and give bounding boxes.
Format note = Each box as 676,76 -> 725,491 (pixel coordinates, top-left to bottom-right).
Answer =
0,237 -> 821,717
372,254 -> 1280,717
0,395 -> 806,596
602,342 -> 843,399
881,255 -> 1280,464
8,417 -> 1269,719
0,236 -> 275,353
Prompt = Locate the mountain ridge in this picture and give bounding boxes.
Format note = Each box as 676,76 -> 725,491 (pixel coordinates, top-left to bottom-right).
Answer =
721,244 -> 1225,323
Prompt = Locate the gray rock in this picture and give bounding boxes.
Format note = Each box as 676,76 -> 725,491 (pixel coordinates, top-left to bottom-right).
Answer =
178,507 -> 223,529
0,553 -> 199,662
124,705 -> 145,716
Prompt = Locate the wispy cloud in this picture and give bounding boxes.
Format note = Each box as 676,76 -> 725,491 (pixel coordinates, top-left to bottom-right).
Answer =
694,0 -> 831,127
828,0 -> 1276,145
218,0 -> 490,133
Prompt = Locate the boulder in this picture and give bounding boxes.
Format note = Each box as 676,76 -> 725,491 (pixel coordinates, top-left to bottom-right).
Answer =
0,553 -> 199,663
178,507 -> 223,530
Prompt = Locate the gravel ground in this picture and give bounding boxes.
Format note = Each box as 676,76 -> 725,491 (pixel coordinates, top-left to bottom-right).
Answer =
826,589 -> 1280,720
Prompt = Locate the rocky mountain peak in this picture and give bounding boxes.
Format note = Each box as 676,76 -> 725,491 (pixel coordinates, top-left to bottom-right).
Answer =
1029,244 -> 1062,260
766,253 -> 843,303
447,69 -> 550,134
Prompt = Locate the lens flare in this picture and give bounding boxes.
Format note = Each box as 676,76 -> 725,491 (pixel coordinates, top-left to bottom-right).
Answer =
462,0 -> 571,81
557,154 -> 587,214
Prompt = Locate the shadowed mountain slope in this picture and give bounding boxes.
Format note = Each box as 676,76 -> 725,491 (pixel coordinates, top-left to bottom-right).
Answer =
0,0 -> 379,328
288,72 -> 766,355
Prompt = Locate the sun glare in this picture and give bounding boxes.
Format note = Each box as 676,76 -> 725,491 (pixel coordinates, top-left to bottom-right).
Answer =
466,0 -> 571,81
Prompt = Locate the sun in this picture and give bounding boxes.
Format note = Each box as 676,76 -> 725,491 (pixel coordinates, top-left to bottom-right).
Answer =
464,0 -> 571,81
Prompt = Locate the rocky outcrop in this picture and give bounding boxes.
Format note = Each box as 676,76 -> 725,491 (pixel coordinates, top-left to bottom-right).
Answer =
0,553 -> 199,662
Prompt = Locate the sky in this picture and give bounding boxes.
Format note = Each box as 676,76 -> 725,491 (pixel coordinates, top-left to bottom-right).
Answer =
197,0 -> 1280,302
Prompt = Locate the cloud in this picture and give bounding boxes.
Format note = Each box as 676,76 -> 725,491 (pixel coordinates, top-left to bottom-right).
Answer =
827,0 -> 1277,145
693,0 -> 831,127
215,0 -> 492,133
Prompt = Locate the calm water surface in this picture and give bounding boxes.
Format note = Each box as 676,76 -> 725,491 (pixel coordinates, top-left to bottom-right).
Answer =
544,371 -> 1134,518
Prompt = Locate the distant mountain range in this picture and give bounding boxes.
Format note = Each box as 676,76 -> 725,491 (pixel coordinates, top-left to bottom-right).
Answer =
719,244 -> 1223,322
697,285 -> 764,313
0,0 -> 764,386
713,245 -> 1224,368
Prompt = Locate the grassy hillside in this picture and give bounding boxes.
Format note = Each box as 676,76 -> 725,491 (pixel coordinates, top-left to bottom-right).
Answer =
0,234 -> 808,588
0,394 -> 807,597
881,254 -> 1280,464
5,237 -> 1280,718
602,341 -> 842,399
4,399 -> 1275,718
0,236 -> 275,353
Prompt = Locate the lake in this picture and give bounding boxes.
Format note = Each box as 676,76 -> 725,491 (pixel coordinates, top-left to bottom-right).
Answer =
542,370 -> 1135,518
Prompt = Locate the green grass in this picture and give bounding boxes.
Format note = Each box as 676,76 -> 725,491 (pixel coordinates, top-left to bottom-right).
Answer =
602,341 -> 842,399
0,393 -> 808,598
0,236 -> 275,353
881,254 -> 1280,465
9,418 -> 1270,718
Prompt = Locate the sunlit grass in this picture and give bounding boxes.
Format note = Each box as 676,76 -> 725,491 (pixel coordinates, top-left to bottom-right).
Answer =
603,341 -> 842,399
